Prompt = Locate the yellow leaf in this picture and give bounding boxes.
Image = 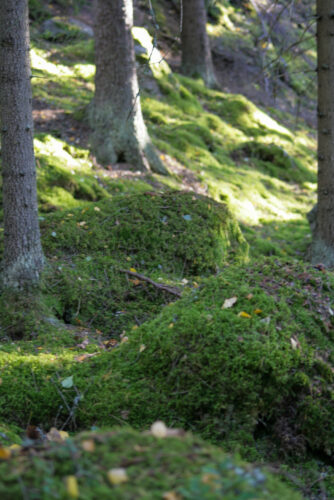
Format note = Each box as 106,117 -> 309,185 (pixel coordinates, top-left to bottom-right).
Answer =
254,309 -> 262,314
81,439 -> 95,452
238,311 -> 252,318
46,428 -> 69,443
107,468 -> 128,485
129,267 -> 137,273
0,447 -> 11,460
132,325 -> 138,330
65,476 -> 79,499
168,323 -> 174,328
9,444 -> 21,451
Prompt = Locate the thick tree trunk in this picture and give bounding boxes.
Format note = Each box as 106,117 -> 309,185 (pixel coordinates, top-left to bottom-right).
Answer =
0,0 -> 44,288
90,0 -> 167,175
181,0 -> 217,88
309,0 -> 334,266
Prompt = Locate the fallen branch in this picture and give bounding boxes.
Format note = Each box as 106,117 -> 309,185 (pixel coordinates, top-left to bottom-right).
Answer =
119,268 -> 182,298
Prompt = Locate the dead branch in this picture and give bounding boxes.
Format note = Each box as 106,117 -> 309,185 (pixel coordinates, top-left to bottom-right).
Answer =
119,268 -> 182,298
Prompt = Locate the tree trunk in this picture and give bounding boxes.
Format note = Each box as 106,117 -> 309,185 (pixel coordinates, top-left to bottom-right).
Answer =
90,0 -> 167,175
181,0 -> 217,88
309,0 -> 334,266
0,0 -> 44,289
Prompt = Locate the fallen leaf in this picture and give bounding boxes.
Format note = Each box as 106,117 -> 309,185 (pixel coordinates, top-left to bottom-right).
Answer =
107,468 -> 128,485
65,476 -> 79,498
129,267 -> 137,273
290,336 -> 300,350
81,439 -> 95,452
9,444 -> 21,451
139,344 -> 146,353
0,447 -> 11,460
238,311 -> 252,318
75,353 -> 98,362
120,336 -> 129,344
254,309 -> 263,314
246,293 -> 254,300
163,492 -> 181,500
151,421 -> 168,438
46,428 -> 69,442
222,296 -> 237,309
61,375 -> 74,388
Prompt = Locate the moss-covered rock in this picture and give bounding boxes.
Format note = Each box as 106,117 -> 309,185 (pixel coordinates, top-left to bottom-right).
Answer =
1,258 -> 334,465
35,191 -> 248,332
0,427 -> 300,499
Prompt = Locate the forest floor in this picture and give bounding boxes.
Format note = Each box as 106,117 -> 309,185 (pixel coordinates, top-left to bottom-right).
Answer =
1,1 -> 333,499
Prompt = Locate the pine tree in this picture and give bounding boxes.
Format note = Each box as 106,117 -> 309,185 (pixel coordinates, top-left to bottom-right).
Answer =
0,0 -> 44,289
90,0 -> 167,174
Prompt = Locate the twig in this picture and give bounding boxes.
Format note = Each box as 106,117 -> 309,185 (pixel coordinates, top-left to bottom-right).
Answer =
119,268 -> 182,297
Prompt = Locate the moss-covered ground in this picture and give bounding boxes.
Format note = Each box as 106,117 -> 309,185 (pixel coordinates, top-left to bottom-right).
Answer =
0,0 -> 328,498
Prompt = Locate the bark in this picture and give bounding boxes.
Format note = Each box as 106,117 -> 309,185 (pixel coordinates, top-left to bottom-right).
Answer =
181,0 -> 217,88
0,0 -> 44,288
90,0 -> 167,175
309,1 -> 334,266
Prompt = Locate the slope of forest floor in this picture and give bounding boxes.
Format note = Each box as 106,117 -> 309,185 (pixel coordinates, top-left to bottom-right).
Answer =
1,1 -> 331,499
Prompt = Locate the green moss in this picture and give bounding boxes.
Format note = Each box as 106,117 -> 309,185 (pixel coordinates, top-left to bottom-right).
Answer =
37,191 -> 247,331
231,141 -> 316,185
0,423 -> 22,446
1,258 -> 334,464
0,428 -> 300,499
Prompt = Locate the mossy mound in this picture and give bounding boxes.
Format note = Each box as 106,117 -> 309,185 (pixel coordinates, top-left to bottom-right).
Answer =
37,191 -> 248,332
0,427 -> 300,499
231,141 -> 315,184
1,258 -> 334,465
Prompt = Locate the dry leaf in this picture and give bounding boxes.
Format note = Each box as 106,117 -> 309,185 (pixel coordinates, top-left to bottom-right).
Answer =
290,336 -> 300,350
81,439 -> 95,452
107,468 -> 128,485
139,344 -> 146,353
0,447 -> 11,460
163,492 -> 181,500
222,296 -> 237,309
151,421 -> 168,438
246,293 -> 254,300
46,428 -> 69,443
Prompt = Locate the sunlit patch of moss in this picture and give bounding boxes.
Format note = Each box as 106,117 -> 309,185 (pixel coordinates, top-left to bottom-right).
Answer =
132,26 -> 171,78
142,74 -> 316,236
0,428 -> 300,500
31,46 -> 94,112
34,135 -> 110,211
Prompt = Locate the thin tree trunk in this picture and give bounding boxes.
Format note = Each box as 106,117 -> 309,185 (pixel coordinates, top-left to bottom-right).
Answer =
309,0 -> 334,266
90,0 -> 167,175
181,0 -> 217,88
0,0 -> 44,288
